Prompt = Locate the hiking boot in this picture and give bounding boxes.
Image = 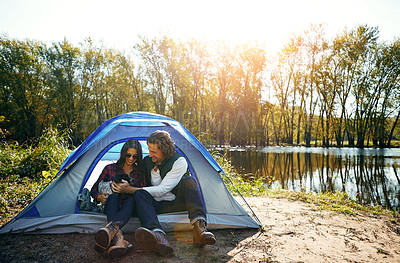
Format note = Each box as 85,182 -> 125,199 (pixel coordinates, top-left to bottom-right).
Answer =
193,219 -> 216,247
108,229 -> 132,259
134,227 -> 173,256
94,221 -> 119,253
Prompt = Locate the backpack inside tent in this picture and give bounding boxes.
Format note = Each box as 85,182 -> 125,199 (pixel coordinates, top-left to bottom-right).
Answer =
0,112 -> 260,234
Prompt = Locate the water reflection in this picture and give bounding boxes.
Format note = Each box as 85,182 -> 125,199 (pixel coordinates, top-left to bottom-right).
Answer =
218,147 -> 400,210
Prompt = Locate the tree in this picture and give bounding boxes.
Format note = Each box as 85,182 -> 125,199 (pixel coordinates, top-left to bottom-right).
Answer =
270,35 -> 304,144
135,35 -> 170,115
301,24 -> 327,147
0,37 -> 46,142
348,26 -> 380,147
43,40 -> 80,142
182,39 -> 211,136
211,42 -> 236,145
315,51 -> 337,147
231,43 -> 266,145
370,39 -> 400,146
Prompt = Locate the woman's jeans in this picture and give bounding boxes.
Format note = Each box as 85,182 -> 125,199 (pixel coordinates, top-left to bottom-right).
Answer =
104,193 -> 135,228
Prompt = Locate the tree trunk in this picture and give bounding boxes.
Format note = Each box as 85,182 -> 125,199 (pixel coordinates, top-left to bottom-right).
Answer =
388,109 -> 400,147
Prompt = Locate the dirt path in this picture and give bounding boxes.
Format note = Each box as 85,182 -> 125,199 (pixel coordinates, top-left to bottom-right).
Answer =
1,196 -> 399,262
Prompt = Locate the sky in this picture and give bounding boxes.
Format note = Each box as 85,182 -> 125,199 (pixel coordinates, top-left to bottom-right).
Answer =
1,0 -> 399,53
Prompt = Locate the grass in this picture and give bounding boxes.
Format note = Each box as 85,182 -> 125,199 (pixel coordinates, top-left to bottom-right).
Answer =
265,188 -> 398,218
221,172 -> 399,218
0,171 -> 57,226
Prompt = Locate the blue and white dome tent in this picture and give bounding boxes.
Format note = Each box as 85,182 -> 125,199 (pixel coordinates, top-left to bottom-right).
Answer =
0,112 -> 260,234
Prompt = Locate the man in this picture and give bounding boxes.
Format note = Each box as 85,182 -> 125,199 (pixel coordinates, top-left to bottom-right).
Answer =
132,130 -> 216,255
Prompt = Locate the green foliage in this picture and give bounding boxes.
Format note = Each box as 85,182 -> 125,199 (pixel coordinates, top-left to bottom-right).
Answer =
0,127 -> 68,225
19,127 -> 70,179
214,152 -> 269,196
0,142 -> 24,178
0,127 -> 70,179
2,28 -> 400,148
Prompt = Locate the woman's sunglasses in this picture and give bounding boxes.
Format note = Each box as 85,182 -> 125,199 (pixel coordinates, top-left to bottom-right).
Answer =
125,153 -> 138,158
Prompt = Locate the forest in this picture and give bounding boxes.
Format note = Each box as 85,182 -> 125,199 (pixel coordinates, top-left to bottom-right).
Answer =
1,24 -> 399,148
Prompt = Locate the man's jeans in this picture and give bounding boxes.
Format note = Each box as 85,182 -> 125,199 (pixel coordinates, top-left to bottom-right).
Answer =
133,176 -> 206,231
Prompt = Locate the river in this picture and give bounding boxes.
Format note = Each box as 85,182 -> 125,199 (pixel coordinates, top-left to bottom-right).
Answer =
213,146 -> 400,210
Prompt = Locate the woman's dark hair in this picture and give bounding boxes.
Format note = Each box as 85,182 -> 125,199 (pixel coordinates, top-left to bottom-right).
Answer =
115,139 -> 144,176
147,130 -> 175,159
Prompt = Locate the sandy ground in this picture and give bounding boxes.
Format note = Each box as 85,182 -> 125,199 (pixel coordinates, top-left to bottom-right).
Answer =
1,196 -> 399,262
237,197 -> 400,262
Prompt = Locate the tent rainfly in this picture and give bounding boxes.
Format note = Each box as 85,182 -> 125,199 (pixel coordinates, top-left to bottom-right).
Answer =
0,112 -> 260,234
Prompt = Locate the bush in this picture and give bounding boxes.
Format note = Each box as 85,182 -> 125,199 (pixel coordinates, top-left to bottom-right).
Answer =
0,127 -> 70,180
0,142 -> 24,179
0,127 -> 70,226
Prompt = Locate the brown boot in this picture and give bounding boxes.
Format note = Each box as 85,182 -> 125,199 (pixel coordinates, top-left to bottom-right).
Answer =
193,219 -> 216,247
134,227 -> 173,256
107,230 -> 132,259
94,221 -> 119,253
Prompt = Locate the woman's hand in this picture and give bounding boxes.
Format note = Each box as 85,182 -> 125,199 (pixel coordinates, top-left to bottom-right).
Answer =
97,193 -> 109,205
112,180 -> 139,194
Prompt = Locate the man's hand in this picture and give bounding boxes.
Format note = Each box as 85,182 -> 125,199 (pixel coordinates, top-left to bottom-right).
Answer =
112,180 -> 139,194
97,193 -> 109,204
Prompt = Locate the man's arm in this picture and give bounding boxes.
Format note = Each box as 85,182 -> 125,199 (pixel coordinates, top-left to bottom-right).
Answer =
143,157 -> 188,198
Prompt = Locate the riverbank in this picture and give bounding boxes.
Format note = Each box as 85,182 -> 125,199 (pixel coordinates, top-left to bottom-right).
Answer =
1,195 -> 399,263
208,141 -> 400,149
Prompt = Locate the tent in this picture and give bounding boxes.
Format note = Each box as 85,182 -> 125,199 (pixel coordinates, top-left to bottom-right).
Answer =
0,112 -> 260,234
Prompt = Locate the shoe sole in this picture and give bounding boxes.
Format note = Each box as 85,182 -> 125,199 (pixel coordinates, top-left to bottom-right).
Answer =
135,228 -> 173,256
153,242 -> 173,256
135,228 -> 157,251
204,236 -> 216,245
95,229 -> 111,248
94,243 -> 107,254
193,236 -> 216,247
108,244 -> 132,259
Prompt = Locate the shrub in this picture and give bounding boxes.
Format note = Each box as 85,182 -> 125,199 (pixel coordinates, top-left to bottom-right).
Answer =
0,127 -> 71,226
0,127 -> 70,180
0,142 -> 25,179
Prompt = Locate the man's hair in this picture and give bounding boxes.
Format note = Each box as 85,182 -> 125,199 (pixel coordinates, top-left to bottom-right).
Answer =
147,130 -> 175,159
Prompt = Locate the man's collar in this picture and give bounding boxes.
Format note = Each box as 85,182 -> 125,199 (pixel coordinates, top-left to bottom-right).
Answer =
157,156 -> 169,168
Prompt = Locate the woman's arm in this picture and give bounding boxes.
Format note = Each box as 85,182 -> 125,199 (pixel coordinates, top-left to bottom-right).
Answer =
90,164 -> 113,201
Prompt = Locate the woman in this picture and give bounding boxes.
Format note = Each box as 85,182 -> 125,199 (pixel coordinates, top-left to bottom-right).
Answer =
90,139 -> 146,259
